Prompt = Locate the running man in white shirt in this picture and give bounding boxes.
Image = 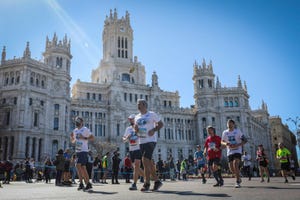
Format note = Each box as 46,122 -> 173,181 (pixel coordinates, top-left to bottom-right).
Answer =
221,119 -> 247,188
70,116 -> 94,191
134,99 -> 163,192
123,114 -> 144,190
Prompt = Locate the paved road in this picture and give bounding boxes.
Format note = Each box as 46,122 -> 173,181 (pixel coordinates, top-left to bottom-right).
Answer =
0,177 -> 299,200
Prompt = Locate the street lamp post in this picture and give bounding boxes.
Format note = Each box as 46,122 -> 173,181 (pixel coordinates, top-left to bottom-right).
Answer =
286,116 -> 300,150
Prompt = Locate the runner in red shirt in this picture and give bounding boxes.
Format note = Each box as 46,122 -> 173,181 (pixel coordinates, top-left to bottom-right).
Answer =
203,126 -> 224,187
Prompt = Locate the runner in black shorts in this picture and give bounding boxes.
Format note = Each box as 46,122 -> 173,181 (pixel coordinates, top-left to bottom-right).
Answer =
134,99 -> 163,191
123,114 -> 144,190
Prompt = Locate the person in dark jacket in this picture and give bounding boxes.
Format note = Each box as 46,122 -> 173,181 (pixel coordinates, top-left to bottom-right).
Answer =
44,157 -> 53,184
4,158 -> 13,184
111,151 -> 121,184
54,149 -> 65,186
24,158 -> 32,183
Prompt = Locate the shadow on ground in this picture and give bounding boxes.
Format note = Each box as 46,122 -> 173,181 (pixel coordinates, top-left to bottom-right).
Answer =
156,190 -> 231,197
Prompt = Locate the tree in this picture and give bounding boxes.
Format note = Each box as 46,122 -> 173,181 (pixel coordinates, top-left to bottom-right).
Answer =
90,138 -> 118,156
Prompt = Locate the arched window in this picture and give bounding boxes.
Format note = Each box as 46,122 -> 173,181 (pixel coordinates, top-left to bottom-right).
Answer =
224,97 -> 228,107
56,57 -> 60,67
59,57 -> 63,67
234,97 -> 239,107
199,79 -> 204,88
229,97 -> 233,107
52,140 -> 58,158
122,73 -> 130,82
208,79 -> 212,88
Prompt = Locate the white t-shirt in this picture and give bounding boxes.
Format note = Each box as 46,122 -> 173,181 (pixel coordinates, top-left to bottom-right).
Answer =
135,111 -> 160,144
242,154 -> 251,166
222,128 -> 244,156
73,126 -> 92,152
123,126 -> 140,152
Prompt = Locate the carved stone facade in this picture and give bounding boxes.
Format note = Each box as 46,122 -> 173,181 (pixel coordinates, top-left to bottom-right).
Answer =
0,9 -> 281,169
0,34 -> 72,161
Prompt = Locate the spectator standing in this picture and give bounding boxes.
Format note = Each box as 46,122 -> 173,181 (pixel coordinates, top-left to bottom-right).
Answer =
241,151 -> 252,180
54,149 -> 65,186
176,160 -> 181,180
124,153 -> 132,184
168,155 -> 176,181
70,154 -> 77,184
101,152 -> 110,184
111,151 -> 121,184
86,151 -> 94,180
180,159 -> 188,181
44,157 -> 53,184
3,158 -> 13,184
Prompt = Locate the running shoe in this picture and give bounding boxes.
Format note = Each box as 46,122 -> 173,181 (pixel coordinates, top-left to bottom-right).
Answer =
152,180 -> 163,191
141,183 -> 150,192
77,183 -> 84,190
129,183 -> 137,190
83,182 -> 92,191
235,182 -> 241,188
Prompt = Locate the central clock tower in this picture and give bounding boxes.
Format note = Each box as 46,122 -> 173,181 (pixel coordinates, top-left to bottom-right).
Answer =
91,9 -> 146,85
102,9 -> 133,62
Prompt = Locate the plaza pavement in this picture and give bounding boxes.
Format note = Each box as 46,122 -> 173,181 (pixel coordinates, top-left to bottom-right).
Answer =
0,177 -> 300,200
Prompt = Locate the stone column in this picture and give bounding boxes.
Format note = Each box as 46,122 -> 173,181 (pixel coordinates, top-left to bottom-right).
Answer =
7,136 -> 11,159
0,137 -> 3,160
28,137 -> 32,158
34,137 -> 39,161
14,133 -> 25,160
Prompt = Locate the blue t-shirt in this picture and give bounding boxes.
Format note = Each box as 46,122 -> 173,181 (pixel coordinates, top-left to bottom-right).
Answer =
194,150 -> 206,165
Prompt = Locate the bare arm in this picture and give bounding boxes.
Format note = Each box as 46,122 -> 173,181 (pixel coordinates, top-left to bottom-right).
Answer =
148,120 -> 164,136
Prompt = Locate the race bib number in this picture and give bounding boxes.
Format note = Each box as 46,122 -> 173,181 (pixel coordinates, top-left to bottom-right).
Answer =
129,134 -> 138,146
138,127 -> 147,138
75,141 -> 83,151
209,142 -> 216,150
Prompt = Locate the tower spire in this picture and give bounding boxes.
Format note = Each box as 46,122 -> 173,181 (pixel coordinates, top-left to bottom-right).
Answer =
243,80 -> 248,91
1,46 -> 6,63
216,76 -> 221,88
202,58 -> 206,68
23,42 -> 31,58
237,75 -> 242,88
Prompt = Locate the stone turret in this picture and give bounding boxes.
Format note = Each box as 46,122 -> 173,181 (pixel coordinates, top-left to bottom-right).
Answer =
152,71 -> 159,88
43,33 -> 72,70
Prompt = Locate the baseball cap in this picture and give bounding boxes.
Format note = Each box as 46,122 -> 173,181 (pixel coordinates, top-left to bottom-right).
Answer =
75,116 -> 83,123
128,114 -> 135,119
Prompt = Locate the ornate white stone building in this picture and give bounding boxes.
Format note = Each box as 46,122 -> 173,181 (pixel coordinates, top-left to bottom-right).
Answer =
0,9 -> 274,168
0,35 -> 72,161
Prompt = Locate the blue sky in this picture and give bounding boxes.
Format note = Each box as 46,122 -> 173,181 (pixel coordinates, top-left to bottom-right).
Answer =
1,0 -> 299,133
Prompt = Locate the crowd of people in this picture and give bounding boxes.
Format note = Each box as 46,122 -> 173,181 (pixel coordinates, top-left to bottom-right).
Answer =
0,99 -> 297,190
